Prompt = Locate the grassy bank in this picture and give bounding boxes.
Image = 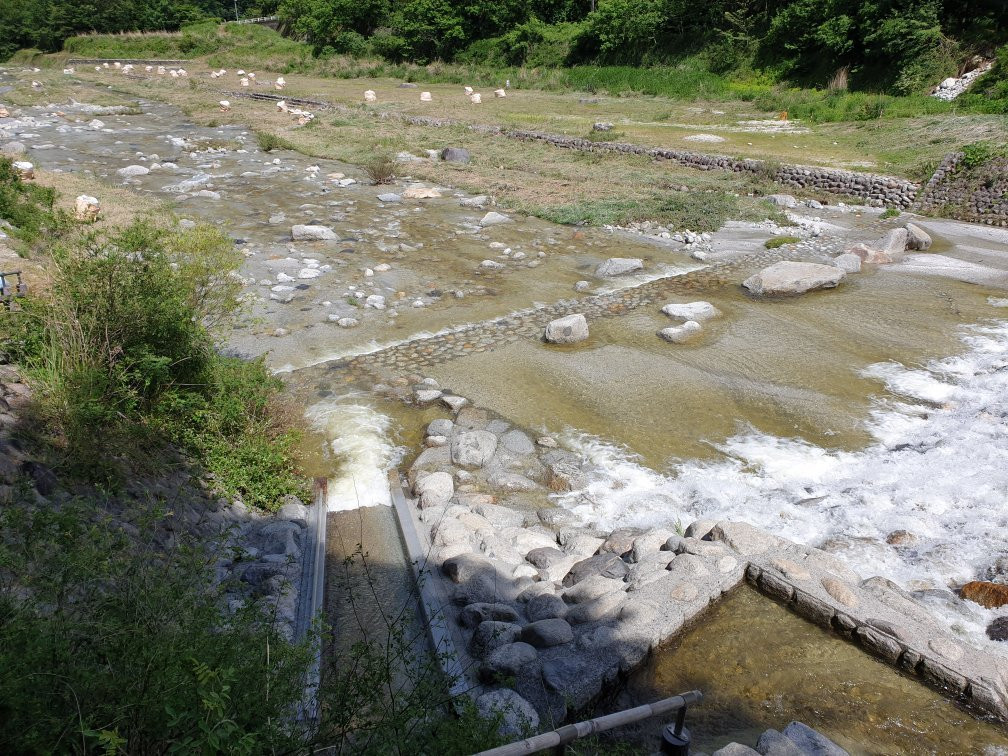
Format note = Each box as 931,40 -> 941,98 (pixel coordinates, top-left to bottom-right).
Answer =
51,22 -> 1007,122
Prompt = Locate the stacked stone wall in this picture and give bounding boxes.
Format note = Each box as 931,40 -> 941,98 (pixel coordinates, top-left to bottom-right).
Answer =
915,152 -> 1008,227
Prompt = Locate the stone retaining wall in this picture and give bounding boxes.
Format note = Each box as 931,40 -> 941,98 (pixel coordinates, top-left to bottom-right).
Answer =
400,115 -> 920,209
915,152 -> 1008,227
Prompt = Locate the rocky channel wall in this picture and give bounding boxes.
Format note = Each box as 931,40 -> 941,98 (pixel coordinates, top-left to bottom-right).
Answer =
393,399 -> 1008,736
915,152 -> 1008,227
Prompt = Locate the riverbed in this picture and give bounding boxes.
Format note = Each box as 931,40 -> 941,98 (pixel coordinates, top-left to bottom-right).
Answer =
4,72 -> 1008,748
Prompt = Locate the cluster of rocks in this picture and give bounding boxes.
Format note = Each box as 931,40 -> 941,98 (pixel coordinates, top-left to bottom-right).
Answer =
742,221 -> 935,297
713,721 -> 848,756
916,152 -> 1008,227
931,59 -> 995,101
398,401 -> 1008,732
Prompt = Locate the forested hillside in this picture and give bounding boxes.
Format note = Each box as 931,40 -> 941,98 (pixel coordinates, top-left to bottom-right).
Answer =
2,0 -> 1007,98
0,0 -> 267,59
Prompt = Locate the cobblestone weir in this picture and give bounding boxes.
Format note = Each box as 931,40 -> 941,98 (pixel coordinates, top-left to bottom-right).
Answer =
316,247 -> 806,382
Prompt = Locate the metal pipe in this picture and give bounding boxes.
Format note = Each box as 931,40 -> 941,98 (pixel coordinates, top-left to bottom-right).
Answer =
473,690 -> 703,756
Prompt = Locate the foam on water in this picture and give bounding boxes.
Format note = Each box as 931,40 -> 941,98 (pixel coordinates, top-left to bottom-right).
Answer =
555,318 -> 1008,650
306,395 -> 403,511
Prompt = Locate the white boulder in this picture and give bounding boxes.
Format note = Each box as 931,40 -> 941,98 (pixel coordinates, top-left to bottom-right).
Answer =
291,224 -> 337,241
544,313 -> 589,344
596,257 -> 643,277
742,261 -> 845,296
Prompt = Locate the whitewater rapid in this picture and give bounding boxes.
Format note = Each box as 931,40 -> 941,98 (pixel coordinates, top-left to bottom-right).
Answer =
555,317 -> 1008,650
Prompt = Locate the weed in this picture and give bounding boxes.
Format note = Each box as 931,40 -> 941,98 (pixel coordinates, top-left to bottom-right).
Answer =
255,131 -> 293,153
880,208 -> 900,219
764,235 -> 800,248
362,154 -> 396,185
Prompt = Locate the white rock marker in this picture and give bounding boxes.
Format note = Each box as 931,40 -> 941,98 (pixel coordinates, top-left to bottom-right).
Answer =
420,91 -> 432,102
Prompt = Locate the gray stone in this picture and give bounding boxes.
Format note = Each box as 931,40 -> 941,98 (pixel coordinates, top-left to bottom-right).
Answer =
755,728 -> 805,756
480,211 -> 511,226
525,592 -> 568,622
661,301 -> 720,321
596,257 -> 643,277
414,471 -> 454,508
766,194 -> 798,208
905,222 -> 932,251
713,745 -> 760,756
481,642 -> 538,681
879,227 -> 909,256
833,253 -> 862,273
377,192 -> 401,202
543,451 -> 587,492
743,262 -> 845,296
441,147 -> 471,163
500,429 -> 535,455
291,224 -> 336,241
600,528 -> 645,556
1,141 -> 26,156
526,546 -> 566,569
451,430 -> 498,468
460,195 -> 488,207
460,602 -> 521,628
659,321 -> 702,343
473,502 -> 526,529
442,553 -> 493,584
117,164 -> 149,177
472,621 -> 522,655
486,471 -> 539,492
562,553 -> 629,586
258,520 -> 301,557
544,313 -> 589,344
475,688 -> 539,738
563,575 -> 625,604
277,498 -> 309,526
711,521 -> 793,556
427,418 -> 454,437
521,618 -> 573,648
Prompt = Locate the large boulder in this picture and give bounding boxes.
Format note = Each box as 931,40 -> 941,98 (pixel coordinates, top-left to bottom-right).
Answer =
960,581 -> 1008,609
905,222 -> 932,251
779,721 -> 849,756
475,689 -> 539,737
562,553 -> 629,586
413,471 -> 454,508
766,193 -> 798,208
291,224 -> 337,241
441,147 -> 471,163
596,258 -> 643,277
742,261 -> 845,296
481,642 -> 538,681
544,313 -> 589,344
451,430 -> 498,468
833,253 -> 862,273
520,618 -> 573,648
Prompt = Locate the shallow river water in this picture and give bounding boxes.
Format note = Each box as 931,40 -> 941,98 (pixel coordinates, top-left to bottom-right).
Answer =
5,75 -> 1008,748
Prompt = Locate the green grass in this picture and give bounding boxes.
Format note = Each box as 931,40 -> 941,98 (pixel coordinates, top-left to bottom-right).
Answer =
0,157 -> 70,252
764,235 -> 801,249
57,23 -> 1008,122
255,130 -> 296,153
880,208 -> 900,219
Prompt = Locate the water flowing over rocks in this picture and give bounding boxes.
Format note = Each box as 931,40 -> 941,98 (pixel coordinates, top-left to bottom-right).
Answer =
742,261 -> 845,296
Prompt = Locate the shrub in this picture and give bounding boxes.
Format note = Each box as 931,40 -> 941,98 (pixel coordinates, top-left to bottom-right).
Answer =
363,154 -> 397,184
880,208 -> 900,219
764,235 -> 800,248
0,156 -> 70,249
255,130 -> 293,152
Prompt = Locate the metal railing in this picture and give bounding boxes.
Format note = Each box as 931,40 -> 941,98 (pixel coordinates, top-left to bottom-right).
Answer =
0,271 -> 27,309
473,690 -> 703,756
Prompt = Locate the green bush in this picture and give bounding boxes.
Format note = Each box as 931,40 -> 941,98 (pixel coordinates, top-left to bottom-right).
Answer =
255,130 -> 294,153
0,156 -> 69,249
0,494 -> 315,753
764,235 -> 800,248
4,217 -> 308,508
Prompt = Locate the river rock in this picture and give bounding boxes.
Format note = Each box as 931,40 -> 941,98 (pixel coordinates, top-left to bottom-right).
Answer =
544,313 -> 589,344
451,430 -> 498,468
742,261 -> 845,296
461,602 -> 521,628
414,471 -> 454,508
1,141 -> 26,156
441,147 -> 470,163
960,581 -> 1008,609
480,211 -> 511,226
291,224 -> 336,241
521,618 -> 573,648
460,195 -> 488,207
562,553 -> 629,586
848,242 -> 891,264
905,222 -> 932,251
525,593 -> 569,622
833,253 -> 862,273
74,195 -> 100,222
13,161 -> 34,179
473,620 -> 521,653
659,320 -> 702,344
475,688 -> 539,737
713,745 -> 760,756
500,429 -> 535,455
377,192 -> 401,203
988,617 -> 1008,642
596,257 -> 643,277
661,301 -> 720,321
481,641 -> 538,681
755,729 -> 806,756
402,186 -> 441,199
779,721 -> 849,756
117,164 -> 149,177
766,193 -> 798,208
